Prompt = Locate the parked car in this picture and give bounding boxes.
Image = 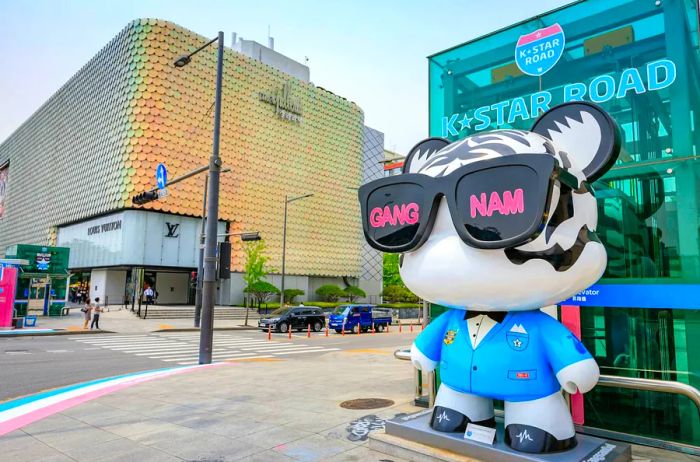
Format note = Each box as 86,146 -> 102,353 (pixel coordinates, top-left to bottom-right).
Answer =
328,304 -> 392,334
258,306 -> 326,333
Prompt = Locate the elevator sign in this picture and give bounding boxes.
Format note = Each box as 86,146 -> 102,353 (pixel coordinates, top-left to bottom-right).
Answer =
515,24 -> 565,76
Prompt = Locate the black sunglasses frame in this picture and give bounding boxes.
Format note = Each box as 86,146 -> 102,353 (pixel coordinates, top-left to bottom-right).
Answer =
359,154 -> 579,253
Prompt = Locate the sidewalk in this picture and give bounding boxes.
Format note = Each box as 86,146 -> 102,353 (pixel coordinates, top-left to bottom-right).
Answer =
0,346 -> 418,461
7,307 -> 261,335
7,307 -> 424,336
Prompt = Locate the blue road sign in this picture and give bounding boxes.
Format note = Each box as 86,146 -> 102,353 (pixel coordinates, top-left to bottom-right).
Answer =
156,163 -> 167,189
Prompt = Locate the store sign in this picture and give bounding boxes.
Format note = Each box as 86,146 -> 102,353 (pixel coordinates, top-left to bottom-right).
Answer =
563,283 -> 700,309
36,252 -> 51,271
87,219 -> 122,236
515,24 -> 565,76
258,82 -> 303,123
164,222 -> 180,238
442,33 -> 677,138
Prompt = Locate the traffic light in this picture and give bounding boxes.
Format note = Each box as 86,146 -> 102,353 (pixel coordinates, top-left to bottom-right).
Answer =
132,190 -> 159,205
218,242 -> 231,279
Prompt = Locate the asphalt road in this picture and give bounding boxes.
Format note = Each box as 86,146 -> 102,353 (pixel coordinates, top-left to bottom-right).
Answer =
0,329 -> 416,402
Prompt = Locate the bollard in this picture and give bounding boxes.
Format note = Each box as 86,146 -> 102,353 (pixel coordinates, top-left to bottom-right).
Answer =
371,323 -> 375,335
325,325 -> 329,337
268,325 -> 271,341
410,323 -> 414,333
357,323 -> 361,335
307,324 -> 311,338
399,322 -> 403,333
387,323 -> 391,333
342,322 -> 345,336
288,326 -> 292,340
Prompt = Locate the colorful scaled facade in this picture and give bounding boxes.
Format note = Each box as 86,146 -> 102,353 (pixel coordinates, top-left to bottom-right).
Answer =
0,19 -> 384,304
428,0 -> 700,450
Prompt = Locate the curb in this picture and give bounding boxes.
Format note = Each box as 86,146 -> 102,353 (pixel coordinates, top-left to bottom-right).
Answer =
152,326 -> 260,333
0,330 -> 115,338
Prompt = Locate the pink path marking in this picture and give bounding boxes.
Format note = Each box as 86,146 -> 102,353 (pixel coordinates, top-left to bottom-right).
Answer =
0,362 -> 229,436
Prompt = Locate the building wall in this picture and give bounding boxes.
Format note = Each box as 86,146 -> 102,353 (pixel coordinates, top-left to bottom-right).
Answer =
0,18 -> 366,281
56,210 -> 225,269
90,269 -> 127,306
154,271 -> 189,304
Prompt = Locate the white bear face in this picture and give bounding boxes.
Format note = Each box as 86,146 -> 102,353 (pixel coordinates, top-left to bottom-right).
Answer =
362,103 -> 621,312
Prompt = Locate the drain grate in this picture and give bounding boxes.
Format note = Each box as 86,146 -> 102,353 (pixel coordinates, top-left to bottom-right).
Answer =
340,398 -> 395,410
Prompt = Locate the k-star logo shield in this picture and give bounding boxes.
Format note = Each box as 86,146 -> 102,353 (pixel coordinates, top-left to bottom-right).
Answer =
515,23 -> 565,76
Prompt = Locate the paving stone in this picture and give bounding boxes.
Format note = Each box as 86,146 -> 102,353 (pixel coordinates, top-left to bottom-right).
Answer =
237,425 -> 315,450
272,434 -> 356,462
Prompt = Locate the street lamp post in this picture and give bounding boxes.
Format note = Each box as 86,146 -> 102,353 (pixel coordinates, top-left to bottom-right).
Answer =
174,31 -> 224,364
279,193 -> 313,308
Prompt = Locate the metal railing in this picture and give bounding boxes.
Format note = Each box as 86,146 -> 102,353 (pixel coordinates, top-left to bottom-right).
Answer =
394,348 -> 700,420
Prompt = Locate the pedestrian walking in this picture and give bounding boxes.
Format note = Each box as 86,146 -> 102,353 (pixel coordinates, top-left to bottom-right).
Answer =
144,286 -> 154,305
91,297 -> 102,330
81,299 -> 92,329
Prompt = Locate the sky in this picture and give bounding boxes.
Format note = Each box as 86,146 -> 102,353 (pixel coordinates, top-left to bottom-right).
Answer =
0,0 -> 570,155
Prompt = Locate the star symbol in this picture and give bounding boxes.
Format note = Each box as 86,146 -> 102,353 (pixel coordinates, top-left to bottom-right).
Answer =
458,113 -> 472,130
513,338 -> 522,348
535,31 -> 542,38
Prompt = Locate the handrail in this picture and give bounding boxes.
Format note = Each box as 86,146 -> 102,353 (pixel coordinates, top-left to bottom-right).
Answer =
597,375 -> 700,418
394,348 -> 700,419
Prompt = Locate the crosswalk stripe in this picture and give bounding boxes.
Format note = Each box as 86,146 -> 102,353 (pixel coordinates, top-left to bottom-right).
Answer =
68,335 -> 149,339
175,355 -> 274,365
240,344 -> 312,352
76,343 -> 187,349
144,349 -> 231,358
73,339 -> 179,345
161,352 -> 257,362
106,344 -> 196,352
274,348 -> 339,355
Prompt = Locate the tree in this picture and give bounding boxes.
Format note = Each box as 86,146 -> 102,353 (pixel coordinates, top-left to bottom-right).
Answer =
343,285 -> 366,302
382,284 -> 419,304
283,288 -> 304,304
383,253 -> 404,287
316,284 -> 345,302
244,281 -> 280,308
242,240 -> 275,324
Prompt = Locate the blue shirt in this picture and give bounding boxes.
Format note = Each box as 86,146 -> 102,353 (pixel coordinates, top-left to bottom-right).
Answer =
414,309 -> 592,402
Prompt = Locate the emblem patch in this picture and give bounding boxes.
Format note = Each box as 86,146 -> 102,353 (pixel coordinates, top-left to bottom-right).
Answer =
443,329 -> 458,345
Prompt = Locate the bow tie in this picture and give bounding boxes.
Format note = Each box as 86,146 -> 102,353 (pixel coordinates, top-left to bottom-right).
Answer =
464,311 -> 507,324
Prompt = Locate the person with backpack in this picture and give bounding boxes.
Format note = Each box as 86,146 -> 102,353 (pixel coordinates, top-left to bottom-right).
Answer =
91,297 -> 103,330
81,299 -> 92,329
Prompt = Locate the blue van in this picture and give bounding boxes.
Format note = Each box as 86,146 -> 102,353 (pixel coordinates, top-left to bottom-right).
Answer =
328,304 -> 392,334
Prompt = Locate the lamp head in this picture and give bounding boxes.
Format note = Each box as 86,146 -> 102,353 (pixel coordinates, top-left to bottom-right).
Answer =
173,55 -> 192,67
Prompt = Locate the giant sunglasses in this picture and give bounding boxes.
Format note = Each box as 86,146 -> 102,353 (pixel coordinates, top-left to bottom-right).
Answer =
359,154 -> 579,252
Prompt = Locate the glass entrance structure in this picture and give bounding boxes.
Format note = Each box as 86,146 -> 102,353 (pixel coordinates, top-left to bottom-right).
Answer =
428,0 -> 700,449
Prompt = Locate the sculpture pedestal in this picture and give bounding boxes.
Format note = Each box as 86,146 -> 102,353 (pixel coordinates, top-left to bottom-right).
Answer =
369,410 -> 631,462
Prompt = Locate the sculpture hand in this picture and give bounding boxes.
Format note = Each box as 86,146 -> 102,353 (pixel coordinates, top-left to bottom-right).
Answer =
410,343 -> 438,372
555,358 -> 600,394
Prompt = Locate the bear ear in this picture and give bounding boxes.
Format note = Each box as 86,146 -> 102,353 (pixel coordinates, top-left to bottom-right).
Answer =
531,102 -> 621,181
402,137 -> 450,174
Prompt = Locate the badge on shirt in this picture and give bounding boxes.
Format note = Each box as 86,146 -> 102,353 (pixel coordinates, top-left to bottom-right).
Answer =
506,324 -> 529,351
443,329 -> 458,345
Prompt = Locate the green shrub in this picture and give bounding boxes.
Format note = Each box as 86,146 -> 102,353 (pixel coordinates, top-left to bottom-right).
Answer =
244,281 -> 280,308
315,284 -> 345,302
283,288 -> 305,304
382,284 -> 419,303
343,285 -> 366,302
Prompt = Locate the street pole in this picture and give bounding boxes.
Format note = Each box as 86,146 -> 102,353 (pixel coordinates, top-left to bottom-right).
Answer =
280,195 -> 289,308
199,31 -> 224,365
194,175 -> 208,328
279,193 -> 312,309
